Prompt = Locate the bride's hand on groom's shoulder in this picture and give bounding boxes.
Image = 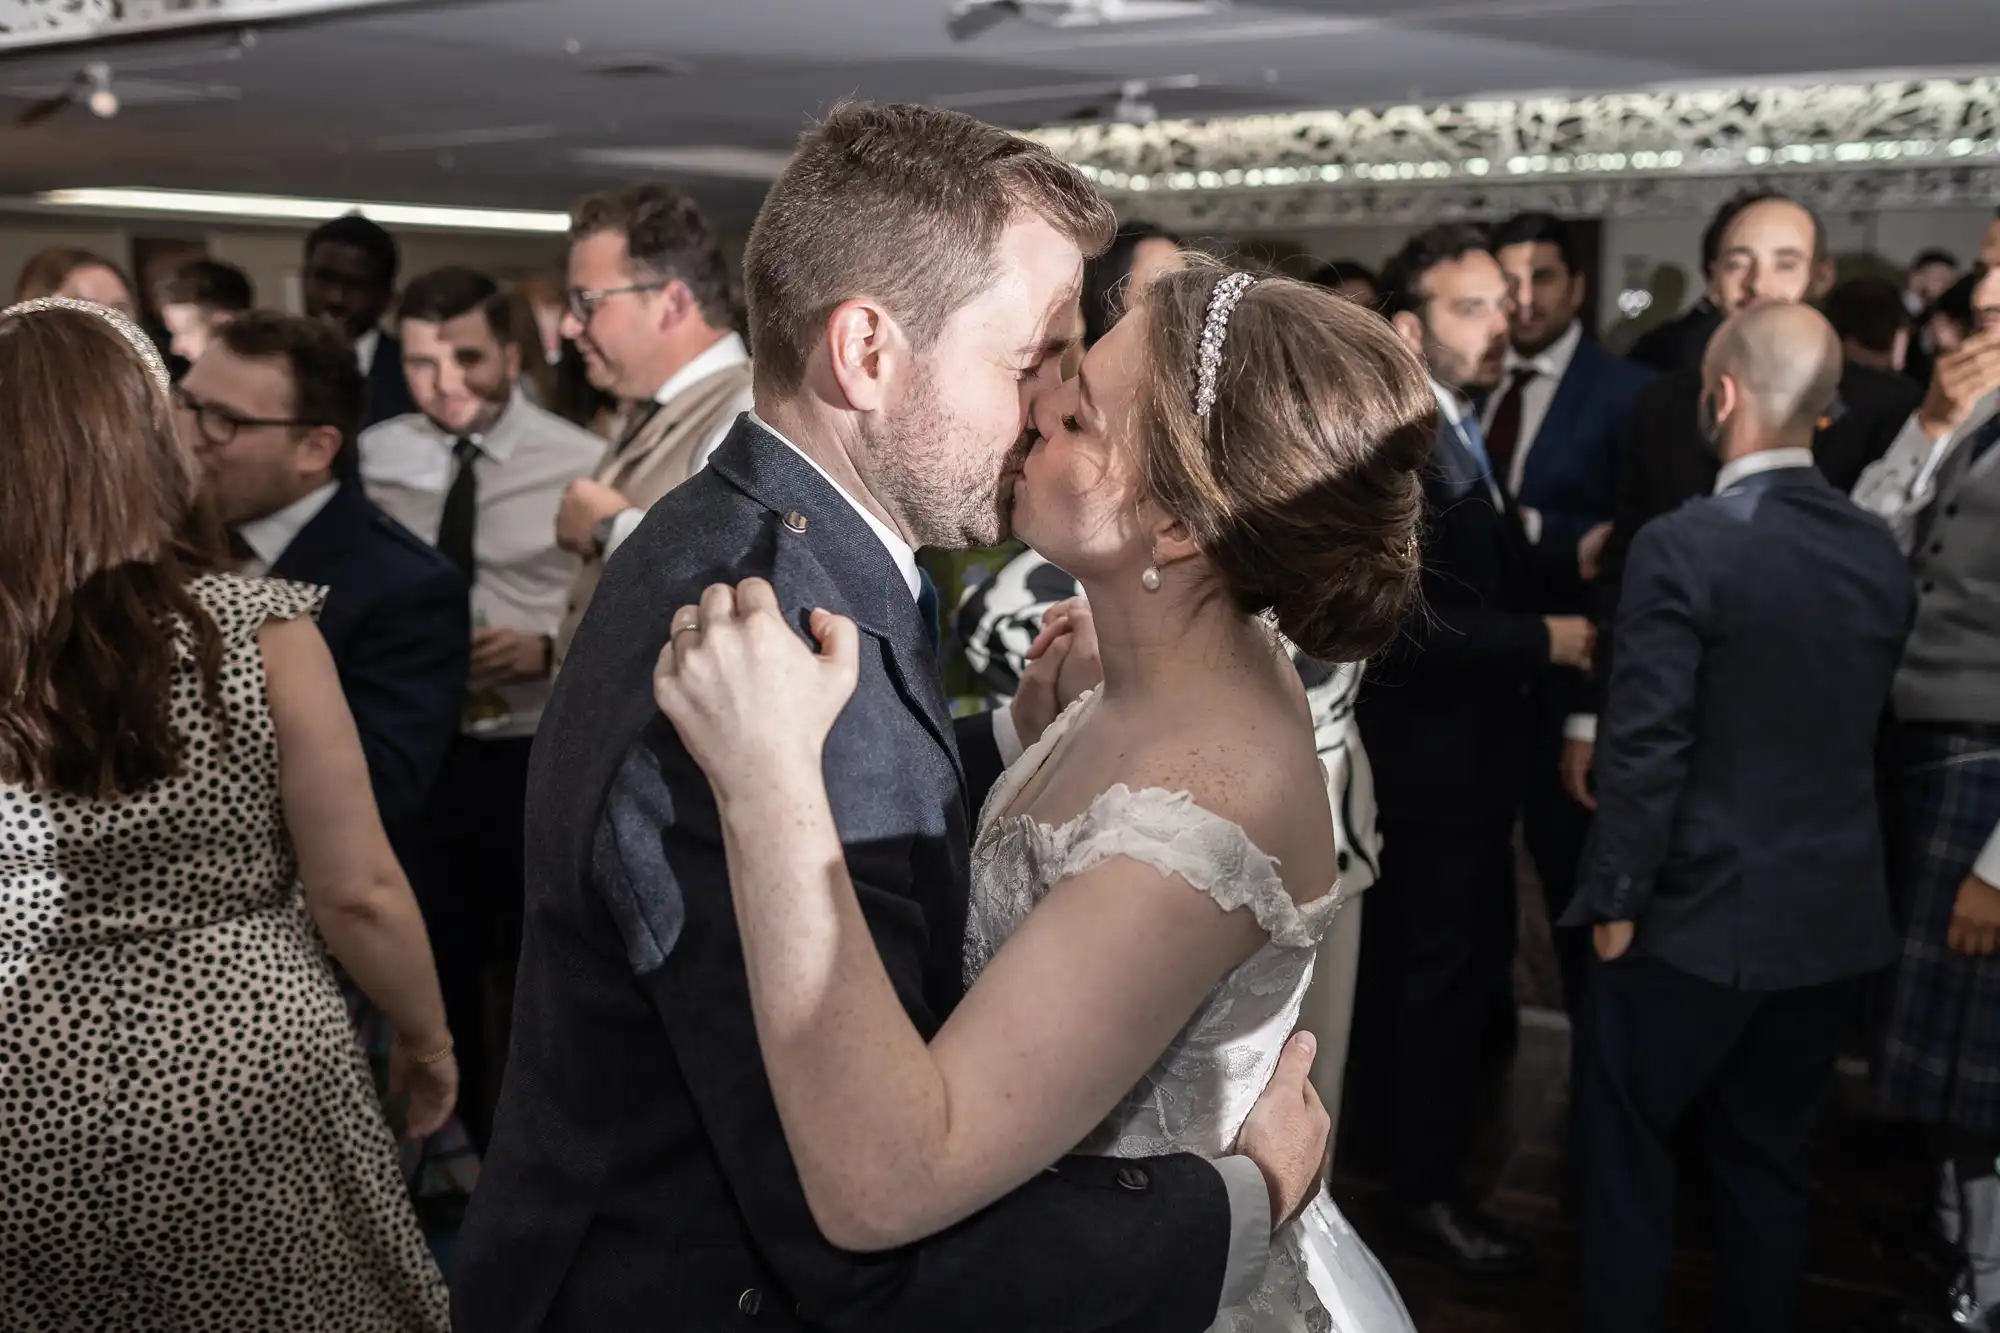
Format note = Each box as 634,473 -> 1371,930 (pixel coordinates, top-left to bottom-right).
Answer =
652,578 -> 860,794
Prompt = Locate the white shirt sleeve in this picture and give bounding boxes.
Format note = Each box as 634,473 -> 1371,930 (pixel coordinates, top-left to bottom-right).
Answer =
1564,714 -> 1598,743
602,507 -> 646,559
1518,506 -> 1543,545
1852,412 -> 1954,554
1208,1155 -> 1274,1311
992,703 -> 1024,767
1976,821 -> 2000,890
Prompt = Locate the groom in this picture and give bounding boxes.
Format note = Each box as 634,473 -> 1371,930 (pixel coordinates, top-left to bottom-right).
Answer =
452,103 -> 1330,1330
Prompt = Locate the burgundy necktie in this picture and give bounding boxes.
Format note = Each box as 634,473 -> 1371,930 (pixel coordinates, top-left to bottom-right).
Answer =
1482,367 -> 1539,485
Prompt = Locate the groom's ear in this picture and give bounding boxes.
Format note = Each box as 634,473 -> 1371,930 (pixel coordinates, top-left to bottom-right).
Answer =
823,298 -> 904,413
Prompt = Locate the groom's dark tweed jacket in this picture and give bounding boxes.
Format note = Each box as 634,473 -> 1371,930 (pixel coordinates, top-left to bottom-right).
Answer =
453,418 -> 1233,1331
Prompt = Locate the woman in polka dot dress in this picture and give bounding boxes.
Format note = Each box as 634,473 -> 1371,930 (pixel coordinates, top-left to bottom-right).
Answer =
0,298 -> 453,1331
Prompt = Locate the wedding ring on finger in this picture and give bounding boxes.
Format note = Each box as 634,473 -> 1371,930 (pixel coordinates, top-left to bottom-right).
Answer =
670,609 -> 702,642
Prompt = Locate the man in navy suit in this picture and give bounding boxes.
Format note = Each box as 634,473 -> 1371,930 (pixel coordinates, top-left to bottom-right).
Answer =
455,102 -> 1328,1332
1564,304 -> 1913,1333
304,213 -> 417,430
1347,223 -> 1595,1276
180,310 -> 467,842
1485,212 -> 1655,1007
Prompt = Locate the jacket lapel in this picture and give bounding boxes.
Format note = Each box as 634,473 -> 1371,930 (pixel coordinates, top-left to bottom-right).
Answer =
707,420 -> 966,797
1526,340 -> 1593,491
269,478 -> 366,582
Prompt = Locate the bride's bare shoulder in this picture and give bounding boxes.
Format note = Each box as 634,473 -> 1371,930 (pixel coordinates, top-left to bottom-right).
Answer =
1117,693 -> 1335,906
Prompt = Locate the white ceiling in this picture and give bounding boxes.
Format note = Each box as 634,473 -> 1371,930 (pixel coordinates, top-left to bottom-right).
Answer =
1,0 -> 1997,225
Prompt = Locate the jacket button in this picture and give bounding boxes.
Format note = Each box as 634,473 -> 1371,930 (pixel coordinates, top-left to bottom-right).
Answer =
1931,541 -> 1945,555
1116,1164 -> 1150,1191
1945,504 -> 1960,518
737,1288 -> 763,1315
782,510 -> 809,534
1923,581 -> 1937,594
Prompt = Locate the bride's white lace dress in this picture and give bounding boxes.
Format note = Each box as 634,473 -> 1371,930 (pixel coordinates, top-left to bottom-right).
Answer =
967,691 -> 1415,1333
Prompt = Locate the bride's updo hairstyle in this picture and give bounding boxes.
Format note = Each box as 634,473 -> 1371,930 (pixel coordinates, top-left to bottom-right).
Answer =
1134,254 -> 1436,663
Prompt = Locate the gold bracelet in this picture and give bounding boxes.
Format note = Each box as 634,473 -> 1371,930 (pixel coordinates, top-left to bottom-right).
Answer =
412,1037 -> 455,1067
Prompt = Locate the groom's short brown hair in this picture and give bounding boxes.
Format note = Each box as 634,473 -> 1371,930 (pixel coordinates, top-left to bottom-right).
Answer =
744,101 -> 1115,393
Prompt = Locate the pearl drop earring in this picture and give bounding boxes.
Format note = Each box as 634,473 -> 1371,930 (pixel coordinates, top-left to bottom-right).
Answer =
1141,548 -> 1162,592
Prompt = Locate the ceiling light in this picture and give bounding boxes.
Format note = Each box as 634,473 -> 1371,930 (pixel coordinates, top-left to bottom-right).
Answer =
33,187 -> 568,233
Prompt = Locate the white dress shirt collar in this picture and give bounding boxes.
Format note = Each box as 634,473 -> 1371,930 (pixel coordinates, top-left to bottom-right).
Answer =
653,332 -> 751,407
748,412 -> 921,601
1429,377 -> 1467,426
237,480 -> 339,571
1715,446 -> 1816,493
1503,318 -> 1582,382
354,327 -> 380,376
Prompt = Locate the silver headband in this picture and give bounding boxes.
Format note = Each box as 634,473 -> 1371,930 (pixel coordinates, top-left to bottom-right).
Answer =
1192,271 -> 1258,418
0,296 -> 173,399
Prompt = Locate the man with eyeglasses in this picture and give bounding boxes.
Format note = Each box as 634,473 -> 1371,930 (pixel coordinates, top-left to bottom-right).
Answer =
179,310 -> 469,848
550,183 -> 752,664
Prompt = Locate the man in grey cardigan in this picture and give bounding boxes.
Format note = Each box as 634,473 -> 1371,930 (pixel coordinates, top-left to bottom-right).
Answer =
1857,214 -> 2000,1327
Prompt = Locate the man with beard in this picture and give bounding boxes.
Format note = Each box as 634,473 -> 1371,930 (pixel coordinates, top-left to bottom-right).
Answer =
549,184 -> 754,665
1347,223 -> 1594,1276
303,213 -> 415,429
1563,190 -> 1922,808
453,101 -> 1330,1332
361,266 -> 604,1146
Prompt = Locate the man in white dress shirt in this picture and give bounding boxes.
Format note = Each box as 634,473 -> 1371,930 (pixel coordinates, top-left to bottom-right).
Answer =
362,266 -> 604,1146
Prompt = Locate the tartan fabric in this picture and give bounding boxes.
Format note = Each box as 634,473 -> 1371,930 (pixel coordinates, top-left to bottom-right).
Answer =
1878,727 -> 2000,1129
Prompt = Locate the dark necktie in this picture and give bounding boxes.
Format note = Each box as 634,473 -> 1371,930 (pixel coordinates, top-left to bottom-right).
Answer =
615,400 -> 664,457
1482,366 -> 1539,485
436,436 -> 480,580
916,568 -> 942,654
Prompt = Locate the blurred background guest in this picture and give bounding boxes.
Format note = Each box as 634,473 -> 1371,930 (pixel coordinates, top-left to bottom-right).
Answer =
0,296 -> 454,1330
1856,222 -> 2000,1329
550,184 -> 752,664
1310,256 -> 1383,308
12,244 -> 136,318
304,212 -> 414,429
1826,273 -> 1914,375
1566,304 -> 1912,1333
363,266 -> 603,1145
1906,247 -> 1963,317
1079,218 -> 1180,345
158,257 -> 253,366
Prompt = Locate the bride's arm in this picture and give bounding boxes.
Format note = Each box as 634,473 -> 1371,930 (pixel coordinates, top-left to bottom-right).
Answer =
716,756 -> 1272,1252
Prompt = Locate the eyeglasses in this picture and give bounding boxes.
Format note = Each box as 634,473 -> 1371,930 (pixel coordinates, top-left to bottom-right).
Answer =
565,281 -> 666,323
173,386 -> 316,448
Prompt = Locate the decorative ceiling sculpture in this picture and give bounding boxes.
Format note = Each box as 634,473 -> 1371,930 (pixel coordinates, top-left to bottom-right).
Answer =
0,0 -> 420,51
1030,76 -> 2000,222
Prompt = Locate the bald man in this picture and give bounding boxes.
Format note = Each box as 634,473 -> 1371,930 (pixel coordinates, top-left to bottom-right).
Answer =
1562,305 -> 1916,1333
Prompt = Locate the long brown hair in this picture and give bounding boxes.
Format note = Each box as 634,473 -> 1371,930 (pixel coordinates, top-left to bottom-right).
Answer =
13,246 -> 135,304
0,304 -> 226,799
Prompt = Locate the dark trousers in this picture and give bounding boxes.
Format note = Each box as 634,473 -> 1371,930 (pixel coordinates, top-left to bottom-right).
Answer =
1348,817 -> 1520,1204
1576,955 -> 1857,1333
1523,687 -> 1593,1012
411,733 -> 533,1150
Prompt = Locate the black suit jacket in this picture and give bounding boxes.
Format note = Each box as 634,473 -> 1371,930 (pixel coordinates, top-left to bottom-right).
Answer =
1626,299 -> 1722,375
362,330 -> 418,430
267,479 -> 468,834
454,419 -> 1232,1332
1564,467 -> 1913,991
1585,362 -> 1922,715
1358,414 -> 1552,828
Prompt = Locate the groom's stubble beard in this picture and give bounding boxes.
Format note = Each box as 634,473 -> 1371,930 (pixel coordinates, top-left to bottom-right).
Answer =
867,361 -> 1015,551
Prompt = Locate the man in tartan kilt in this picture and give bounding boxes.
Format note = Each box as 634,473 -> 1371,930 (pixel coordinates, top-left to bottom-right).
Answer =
1857,212 -> 2000,1327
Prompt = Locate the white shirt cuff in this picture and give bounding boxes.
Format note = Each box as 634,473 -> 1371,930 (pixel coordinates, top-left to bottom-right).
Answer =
1209,1154 -> 1273,1313
1975,822 -> 2000,890
1519,506 -> 1543,544
603,507 -> 645,559
1564,713 -> 1598,743
992,704 -> 1024,768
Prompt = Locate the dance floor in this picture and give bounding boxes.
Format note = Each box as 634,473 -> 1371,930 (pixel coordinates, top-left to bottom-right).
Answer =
1331,862 -> 1927,1331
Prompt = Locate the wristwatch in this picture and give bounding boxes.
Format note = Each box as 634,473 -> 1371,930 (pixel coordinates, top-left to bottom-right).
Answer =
590,512 -> 620,559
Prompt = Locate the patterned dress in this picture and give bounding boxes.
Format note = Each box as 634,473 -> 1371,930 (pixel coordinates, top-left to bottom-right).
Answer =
0,573 -> 450,1332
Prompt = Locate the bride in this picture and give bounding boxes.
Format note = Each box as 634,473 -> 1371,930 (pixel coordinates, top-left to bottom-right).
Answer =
653,258 -> 1433,1331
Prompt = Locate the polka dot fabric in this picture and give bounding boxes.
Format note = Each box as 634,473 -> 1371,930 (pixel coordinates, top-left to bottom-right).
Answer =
0,574 -> 450,1332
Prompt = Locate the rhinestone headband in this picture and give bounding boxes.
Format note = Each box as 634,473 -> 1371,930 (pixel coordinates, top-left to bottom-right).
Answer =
1192,271 -> 1258,418
0,296 -> 172,399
